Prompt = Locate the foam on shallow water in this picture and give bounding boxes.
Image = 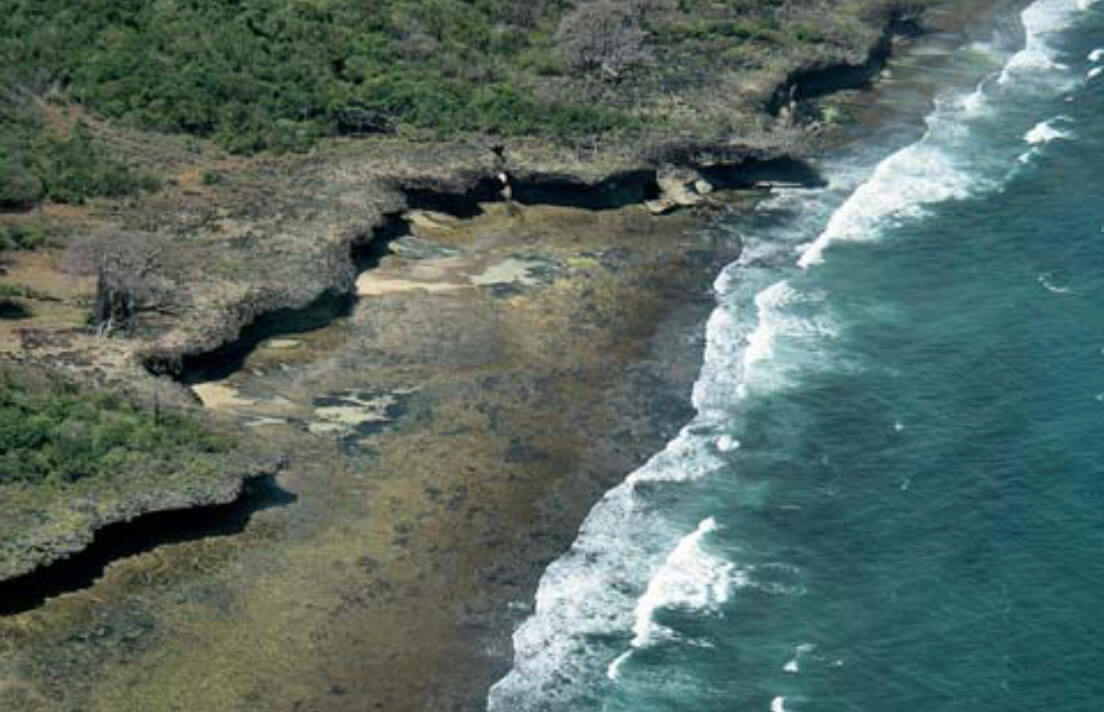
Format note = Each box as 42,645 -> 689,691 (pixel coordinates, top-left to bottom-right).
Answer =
606,517 -> 742,680
1024,116 -> 1076,143
1018,115 -> 1077,162
999,0 -> 1088,84
801,0 -> 1088,270
487,4 -> 1098,710
486,430 -> 733,710
796,88 -> 992,269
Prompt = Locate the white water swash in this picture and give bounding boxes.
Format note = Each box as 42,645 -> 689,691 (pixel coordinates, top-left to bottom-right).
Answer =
487,2 -> 1100,709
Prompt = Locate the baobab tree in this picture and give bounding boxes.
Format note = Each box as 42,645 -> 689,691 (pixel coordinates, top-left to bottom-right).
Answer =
64,233 -> 179,335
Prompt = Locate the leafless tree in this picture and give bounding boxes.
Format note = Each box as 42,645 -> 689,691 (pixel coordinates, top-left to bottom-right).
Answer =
64,234 -> 179,335
556,1 -> 652,80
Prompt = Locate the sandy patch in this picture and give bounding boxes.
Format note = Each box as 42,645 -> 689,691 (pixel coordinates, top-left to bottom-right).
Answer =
356,275 -> 469,297
245,417 -> 291,429
262,338 -> 302,350
191,383 -> 257,410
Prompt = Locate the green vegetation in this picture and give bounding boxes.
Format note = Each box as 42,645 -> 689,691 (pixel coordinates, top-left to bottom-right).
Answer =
0,99 -> 160,211
0,366 -> 231,486
0,0 -> 636,155
0,221 -> 45,250
0,0 -> 896,196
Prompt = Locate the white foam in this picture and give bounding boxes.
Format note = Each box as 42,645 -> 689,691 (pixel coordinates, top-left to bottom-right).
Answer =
1017,116 -> 1075,165
716,434 -> 741,452
1038,272 -> 1073,293
783,643 -> 816,674
1017,148 -> 1041,164
797,137 -> 972,269
1089,66 -> 1104,79
488,430 -> 732,710
998,0 -> 1085,86
1024,117 -> 1075,143
801,0 -> 1094,270
771,696 -> 788,712
738,280 -> 837,396
628,518 -> 738,645
743,291 -> 781,367
796,78 -> 1012,269
1088,48 -> 1104,62
605,650 -> 632,681
694,277 -> 833,411
606,517 -> 745,679
487,3 -> 1096,708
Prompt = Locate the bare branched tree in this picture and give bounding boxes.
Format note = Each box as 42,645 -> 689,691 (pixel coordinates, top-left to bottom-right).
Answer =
64,234 -> 180,336
556,1 -> 652,80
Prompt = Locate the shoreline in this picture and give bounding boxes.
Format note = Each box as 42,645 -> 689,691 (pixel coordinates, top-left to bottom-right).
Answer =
0,1 -> 1036,710
481,1 -> 1038,708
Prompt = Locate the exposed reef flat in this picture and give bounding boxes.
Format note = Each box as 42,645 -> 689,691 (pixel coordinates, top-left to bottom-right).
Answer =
0,200 -> 730,712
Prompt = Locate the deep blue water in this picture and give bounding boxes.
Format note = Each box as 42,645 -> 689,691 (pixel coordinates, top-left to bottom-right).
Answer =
490,2 -> 1104,710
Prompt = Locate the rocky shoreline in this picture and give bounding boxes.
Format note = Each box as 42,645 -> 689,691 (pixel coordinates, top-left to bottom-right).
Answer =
0,1 -> 1032,709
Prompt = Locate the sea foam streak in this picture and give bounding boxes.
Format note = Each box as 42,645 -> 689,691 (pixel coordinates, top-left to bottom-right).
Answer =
487,3 -> 1091,710
802,0 -> 1086,268
1025,116 -> 1075,144
606,517 -> 742,680
1019,116 -> 1077,162
999,0 -> 1086,85
486,320 -> 741,711
795,72 -> 997,268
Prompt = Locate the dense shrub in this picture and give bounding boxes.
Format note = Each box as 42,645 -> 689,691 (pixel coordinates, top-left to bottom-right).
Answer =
0,221 -> 45,250
0,0 -> 887,158
0,0 -> 634,154
0,367 -> 231,486
0,95 -> 159,210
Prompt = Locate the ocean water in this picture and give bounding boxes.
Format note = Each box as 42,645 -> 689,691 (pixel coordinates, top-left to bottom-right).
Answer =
488,2 -> 1104,711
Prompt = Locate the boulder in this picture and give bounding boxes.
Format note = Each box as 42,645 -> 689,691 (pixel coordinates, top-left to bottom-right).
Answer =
645,165 -> 716,214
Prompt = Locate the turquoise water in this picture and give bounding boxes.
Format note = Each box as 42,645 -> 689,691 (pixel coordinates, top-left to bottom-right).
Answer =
490,2 -> 1104,710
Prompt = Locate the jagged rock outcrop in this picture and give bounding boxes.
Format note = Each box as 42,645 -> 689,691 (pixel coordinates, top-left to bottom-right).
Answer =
645,165 -> 716,214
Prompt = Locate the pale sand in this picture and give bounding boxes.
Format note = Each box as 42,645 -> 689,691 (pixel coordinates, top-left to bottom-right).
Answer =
355,275 -> 470,297
191,382 -> 257,410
